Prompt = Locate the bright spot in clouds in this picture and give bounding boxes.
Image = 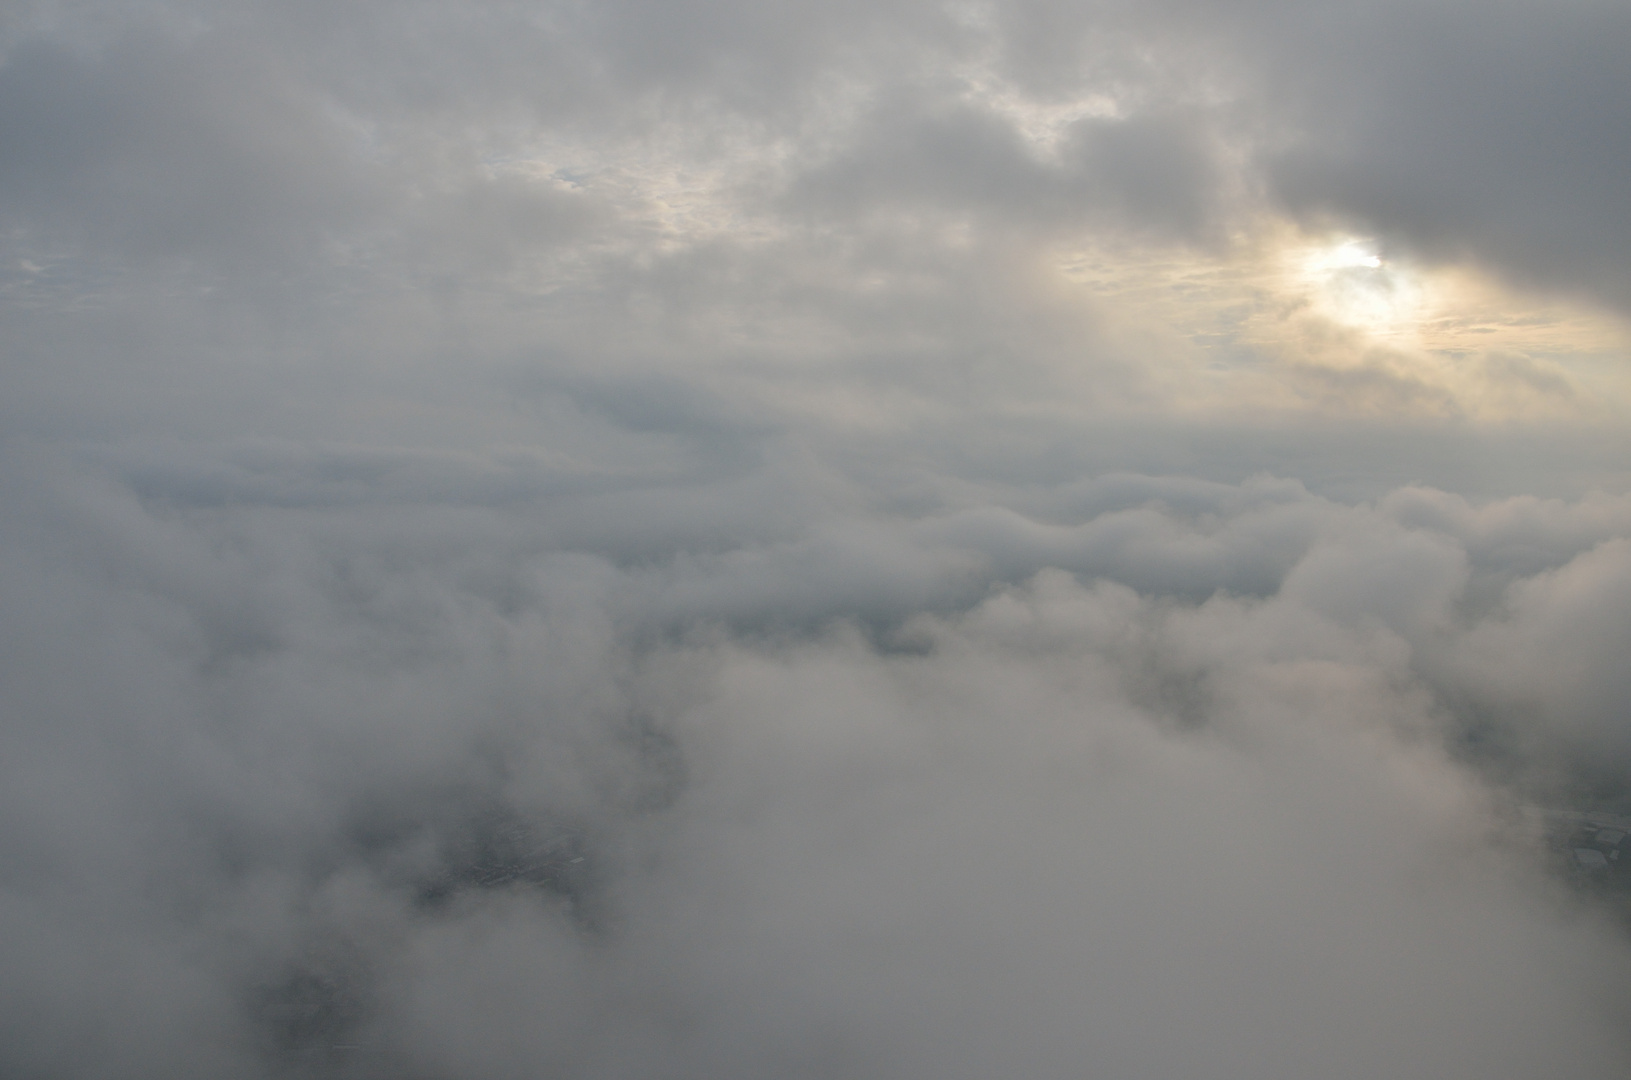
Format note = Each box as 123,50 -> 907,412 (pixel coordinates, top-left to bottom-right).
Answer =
1062,224 -> 1631,423
1309,239 -> 1384,271
1296,237 -> 1422,337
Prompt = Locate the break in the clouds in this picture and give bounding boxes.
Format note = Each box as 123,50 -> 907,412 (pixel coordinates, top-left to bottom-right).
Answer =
3,2 -> 1631,1077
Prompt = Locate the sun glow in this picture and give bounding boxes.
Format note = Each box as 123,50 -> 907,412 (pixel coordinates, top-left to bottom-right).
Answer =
1305,240 -> 1382,273
1059,224 -> 1631,421
1295,238 -> 1423,338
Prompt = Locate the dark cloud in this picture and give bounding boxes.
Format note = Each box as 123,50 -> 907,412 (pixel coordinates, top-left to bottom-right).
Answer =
0,32 -> 374,269
1246,0 -> 1631,309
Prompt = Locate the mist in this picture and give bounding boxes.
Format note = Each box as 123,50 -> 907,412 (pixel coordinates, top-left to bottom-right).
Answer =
3,2 -> 1631,1077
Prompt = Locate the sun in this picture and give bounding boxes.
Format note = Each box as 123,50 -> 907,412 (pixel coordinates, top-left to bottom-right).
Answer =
1304,239 -> 1382,273
1058,223 -> 1631,421
1295,237 -> 1421,337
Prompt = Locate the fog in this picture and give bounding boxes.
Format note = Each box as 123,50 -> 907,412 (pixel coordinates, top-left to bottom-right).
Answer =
3,2 -> 1631,1077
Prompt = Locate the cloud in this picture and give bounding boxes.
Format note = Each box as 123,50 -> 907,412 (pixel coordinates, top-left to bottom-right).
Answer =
5,449 -> 1631,1075
1247,0 -> 1631,310
3,2 -> 1631,1076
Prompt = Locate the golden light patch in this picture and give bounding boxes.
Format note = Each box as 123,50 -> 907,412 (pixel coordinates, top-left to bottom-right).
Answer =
1060,224 -> 1631,422
1292,239 -> 1420,339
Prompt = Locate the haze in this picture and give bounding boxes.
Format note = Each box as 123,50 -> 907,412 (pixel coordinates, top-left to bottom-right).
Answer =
3,2 -> 1631,1077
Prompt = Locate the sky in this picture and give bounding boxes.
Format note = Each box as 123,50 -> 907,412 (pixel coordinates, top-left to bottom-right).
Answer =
3,1 -> 1631,1077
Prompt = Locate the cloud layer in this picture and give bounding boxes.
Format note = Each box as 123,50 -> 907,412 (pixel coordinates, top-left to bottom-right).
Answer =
3,2 -> 1631,1077
6,453 -> 1631,1077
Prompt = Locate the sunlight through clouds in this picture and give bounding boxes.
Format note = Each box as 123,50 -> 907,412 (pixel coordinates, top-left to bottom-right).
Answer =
3,2 -> 1631,1077
1060,222 -> 1631,423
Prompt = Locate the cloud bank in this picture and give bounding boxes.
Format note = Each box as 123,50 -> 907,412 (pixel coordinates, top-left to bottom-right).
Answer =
3,2 -> 1631,1077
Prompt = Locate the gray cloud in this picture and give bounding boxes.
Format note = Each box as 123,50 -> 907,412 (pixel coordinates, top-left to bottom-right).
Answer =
1245,0 -> 1631,309
6,447 -> 1631,1076
4,2 -> 1631,1077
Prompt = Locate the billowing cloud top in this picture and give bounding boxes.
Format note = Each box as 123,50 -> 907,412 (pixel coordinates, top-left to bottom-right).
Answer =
3,2 -> 1631,1077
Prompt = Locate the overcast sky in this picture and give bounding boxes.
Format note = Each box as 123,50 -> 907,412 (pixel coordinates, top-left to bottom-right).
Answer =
4,2 -> 1631,1077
